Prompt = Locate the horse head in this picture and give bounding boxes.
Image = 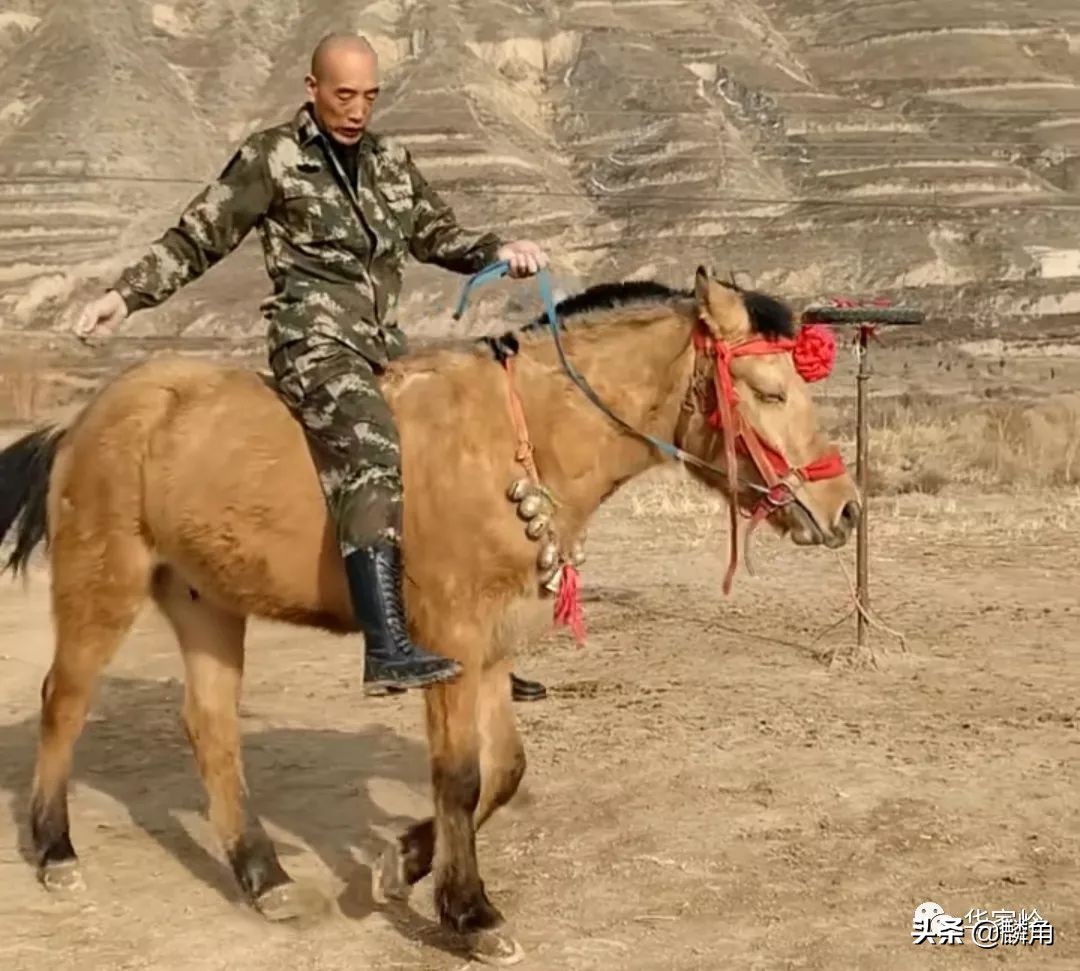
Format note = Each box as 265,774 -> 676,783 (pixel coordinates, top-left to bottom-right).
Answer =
676,266 -> 861,558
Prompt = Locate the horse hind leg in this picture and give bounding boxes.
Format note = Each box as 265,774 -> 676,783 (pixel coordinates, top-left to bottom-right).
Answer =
150,566 -> 328,923
31,531 -> 152,892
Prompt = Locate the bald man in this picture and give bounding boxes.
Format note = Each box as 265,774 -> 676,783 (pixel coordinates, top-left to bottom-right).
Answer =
74,33 -> 550,698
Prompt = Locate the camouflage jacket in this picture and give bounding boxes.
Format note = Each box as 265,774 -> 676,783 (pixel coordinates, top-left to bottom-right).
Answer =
112,104 -> 503,365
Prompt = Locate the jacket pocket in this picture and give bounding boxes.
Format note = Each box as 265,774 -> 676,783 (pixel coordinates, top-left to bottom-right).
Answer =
279,189 -> 353,244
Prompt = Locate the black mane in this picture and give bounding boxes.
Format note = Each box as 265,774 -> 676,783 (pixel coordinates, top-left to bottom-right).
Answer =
479,277 -> 795,360
528,280 -> 689,328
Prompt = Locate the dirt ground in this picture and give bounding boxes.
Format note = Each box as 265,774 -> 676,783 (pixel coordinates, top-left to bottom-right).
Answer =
0,343 -> 1078,970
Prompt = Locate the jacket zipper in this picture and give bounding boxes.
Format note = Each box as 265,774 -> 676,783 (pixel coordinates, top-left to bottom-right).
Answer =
317,135 -> 381,325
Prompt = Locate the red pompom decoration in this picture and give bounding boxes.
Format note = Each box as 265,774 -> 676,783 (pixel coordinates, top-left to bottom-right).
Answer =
792,324 -> 836,382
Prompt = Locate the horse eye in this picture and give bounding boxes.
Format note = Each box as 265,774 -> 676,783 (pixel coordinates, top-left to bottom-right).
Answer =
753,389 -> 786,404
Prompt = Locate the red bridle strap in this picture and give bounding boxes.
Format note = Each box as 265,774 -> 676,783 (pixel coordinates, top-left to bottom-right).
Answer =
690,324 -> 848,593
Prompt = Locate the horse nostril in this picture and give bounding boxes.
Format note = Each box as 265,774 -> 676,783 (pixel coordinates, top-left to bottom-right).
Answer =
839,500 -> 861,531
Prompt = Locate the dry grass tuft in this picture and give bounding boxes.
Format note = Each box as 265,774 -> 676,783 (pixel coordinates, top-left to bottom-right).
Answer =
972,397 -> 1080,488
846,392 -> 1080,494
626,466 -> 727,518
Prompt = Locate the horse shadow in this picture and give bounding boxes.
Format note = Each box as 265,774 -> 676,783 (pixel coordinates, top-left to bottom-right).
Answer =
0,674 -> 458,947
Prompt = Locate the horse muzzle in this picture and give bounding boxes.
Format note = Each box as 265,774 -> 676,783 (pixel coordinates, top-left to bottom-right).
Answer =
785,498 -> 860,549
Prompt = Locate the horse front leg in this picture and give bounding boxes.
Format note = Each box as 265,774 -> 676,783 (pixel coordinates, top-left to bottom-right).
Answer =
380,656 -> 526,897
426,670 -> 493,924
424,663 -> 523,965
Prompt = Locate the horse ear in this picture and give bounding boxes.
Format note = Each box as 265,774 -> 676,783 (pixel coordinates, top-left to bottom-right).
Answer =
694,265 -> 710,301
693,265 -> 745,339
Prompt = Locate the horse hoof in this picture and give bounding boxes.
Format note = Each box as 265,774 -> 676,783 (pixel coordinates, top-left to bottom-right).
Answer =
372,844 -> 411,904
468,929 -> 525,966
254,881 -> 330,923
39,859 -> 85,894
364,683 -> 407,697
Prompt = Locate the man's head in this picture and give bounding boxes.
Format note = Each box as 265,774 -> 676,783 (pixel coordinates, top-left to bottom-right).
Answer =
305,33 -> 380,145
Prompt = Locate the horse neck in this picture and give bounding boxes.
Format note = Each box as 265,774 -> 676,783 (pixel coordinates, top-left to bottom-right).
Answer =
516,307 -> 696,524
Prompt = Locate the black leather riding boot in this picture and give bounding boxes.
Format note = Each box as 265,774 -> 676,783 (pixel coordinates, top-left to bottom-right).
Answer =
510,673 -> 547,702
344,542 -> 463,689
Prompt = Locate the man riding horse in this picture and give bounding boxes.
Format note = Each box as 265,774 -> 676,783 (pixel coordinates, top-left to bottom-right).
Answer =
74,32 -> 550,702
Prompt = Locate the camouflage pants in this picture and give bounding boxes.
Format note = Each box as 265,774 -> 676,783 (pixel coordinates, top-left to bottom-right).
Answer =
270,338 -> 403,555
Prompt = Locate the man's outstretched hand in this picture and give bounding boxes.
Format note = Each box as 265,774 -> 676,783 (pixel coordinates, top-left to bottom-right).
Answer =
496,240 -> 548,278
73,290 -> 128,342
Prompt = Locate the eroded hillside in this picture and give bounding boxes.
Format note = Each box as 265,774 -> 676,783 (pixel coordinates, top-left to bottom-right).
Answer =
1,0 -> 1078,343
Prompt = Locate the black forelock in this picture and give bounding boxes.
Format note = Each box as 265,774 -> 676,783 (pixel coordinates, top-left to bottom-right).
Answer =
718,280 -> 796,339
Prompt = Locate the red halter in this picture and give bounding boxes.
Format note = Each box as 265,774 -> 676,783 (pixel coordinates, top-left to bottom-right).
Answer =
689,320 -> 847,593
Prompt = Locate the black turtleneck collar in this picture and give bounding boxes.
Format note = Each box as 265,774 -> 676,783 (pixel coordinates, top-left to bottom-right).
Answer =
311,106 -> 360,190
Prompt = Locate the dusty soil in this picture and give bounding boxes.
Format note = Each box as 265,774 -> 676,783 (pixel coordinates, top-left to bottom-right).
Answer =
0,462 -> 1077,969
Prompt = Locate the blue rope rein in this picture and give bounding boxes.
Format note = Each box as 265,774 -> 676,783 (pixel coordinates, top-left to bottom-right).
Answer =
454,261 -> 678,452
452,260 -> 758,487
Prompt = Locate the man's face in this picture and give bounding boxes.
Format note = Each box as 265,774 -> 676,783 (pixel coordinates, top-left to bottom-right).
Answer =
305,46 -> 380,145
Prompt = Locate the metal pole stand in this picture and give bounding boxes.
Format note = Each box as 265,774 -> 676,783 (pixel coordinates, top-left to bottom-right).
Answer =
801,302 -> 925,658
855,324 -> 873,648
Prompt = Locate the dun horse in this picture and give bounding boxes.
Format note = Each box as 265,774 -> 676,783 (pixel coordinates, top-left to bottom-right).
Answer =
0,266 -> 858,964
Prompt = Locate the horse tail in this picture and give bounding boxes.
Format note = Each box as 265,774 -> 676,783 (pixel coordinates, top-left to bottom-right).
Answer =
0,425 -> 66,577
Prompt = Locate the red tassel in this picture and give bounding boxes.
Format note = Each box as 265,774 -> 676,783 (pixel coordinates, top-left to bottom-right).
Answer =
553,563 -> 586,646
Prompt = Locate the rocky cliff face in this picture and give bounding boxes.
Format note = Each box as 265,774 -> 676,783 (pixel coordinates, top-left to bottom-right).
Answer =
1,0 -> 1078,344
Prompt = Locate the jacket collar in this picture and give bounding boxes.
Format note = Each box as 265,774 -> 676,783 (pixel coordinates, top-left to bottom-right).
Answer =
292,103 -> 379,155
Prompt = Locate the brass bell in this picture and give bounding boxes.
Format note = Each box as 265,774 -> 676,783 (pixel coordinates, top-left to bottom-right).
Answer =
526,514 -> 550,539
517,493 -> 545,520
537,542 -> 559,571
569,542 -> 586,566
507,478 -> 532,502
542,566 -> 563,594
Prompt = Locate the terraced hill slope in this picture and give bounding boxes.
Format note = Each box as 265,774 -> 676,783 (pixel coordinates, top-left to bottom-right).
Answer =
1,0 -> 1078,344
